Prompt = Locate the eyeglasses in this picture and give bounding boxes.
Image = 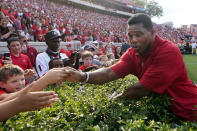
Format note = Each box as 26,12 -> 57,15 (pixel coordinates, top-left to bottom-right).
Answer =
23,40 -> 27,43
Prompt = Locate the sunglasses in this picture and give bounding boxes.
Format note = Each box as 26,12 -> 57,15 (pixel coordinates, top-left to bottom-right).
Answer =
23,40 -> 27,43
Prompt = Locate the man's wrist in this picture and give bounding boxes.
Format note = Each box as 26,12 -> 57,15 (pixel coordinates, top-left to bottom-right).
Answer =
80,72 -> 89,83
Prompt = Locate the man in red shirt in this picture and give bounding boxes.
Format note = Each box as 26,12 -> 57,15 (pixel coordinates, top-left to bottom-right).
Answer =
62,14 -> 197,121
0,37 -> 33,70
19,35 -> 38,67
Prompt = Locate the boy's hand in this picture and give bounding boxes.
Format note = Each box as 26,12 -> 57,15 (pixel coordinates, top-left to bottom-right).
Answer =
16,83 -> 59,112
24,69 -> 37,81
41,68 -> 69,85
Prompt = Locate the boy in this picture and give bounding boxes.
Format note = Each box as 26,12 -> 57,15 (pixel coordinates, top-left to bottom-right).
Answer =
0,66 -> 70,121
49,58 -> 64,69
79,51 -> 95,71
0,64 -> 25,100
98,55 -> 108,67
49,58 -> 65,86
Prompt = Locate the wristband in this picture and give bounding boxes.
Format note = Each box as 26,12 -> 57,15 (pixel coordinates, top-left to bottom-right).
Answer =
84,72 -> 90,83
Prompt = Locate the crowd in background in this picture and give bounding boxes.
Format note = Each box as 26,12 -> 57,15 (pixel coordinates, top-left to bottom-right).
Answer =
1,0 -> 196,45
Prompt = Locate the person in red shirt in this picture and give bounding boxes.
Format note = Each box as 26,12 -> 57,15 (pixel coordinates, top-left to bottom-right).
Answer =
0,64 -> 25,100
0,37 -> 33,70
0,65 -> 71,121
79,51 -> 95,71
19,35 -> 38,67
62,14 -> 197,121
60,44 -> 73,58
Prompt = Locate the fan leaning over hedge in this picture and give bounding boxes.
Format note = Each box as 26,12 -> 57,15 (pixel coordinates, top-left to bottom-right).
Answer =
62,13 -> 197,121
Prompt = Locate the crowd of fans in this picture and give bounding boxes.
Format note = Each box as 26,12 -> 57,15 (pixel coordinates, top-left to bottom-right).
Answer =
0,0 -> 128,44
1,0 -> 196,45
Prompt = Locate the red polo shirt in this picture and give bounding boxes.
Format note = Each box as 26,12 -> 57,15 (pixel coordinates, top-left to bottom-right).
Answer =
22,46 -> 38,67
111,35 -> 197,121
0,53 -> 32,70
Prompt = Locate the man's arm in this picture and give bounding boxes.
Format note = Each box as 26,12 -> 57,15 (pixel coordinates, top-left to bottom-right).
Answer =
121,82 -> 152,99
64,67 -> 119,84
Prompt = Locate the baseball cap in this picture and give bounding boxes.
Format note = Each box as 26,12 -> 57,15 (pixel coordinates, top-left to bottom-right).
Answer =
45,31 -> 61,41
84,44 -> 96,51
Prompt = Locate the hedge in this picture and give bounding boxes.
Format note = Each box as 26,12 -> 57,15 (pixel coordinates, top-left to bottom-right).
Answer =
0,75 -> 196,130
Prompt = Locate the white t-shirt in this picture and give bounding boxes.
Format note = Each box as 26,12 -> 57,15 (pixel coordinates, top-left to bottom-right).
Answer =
36,52 -> 68,77
192,43 -> 197,49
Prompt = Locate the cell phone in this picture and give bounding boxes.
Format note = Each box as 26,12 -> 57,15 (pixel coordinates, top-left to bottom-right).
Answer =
3,53 -> 10,60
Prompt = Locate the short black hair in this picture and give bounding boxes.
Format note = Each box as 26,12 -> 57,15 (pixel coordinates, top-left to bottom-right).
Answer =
7,37 -> 19,46
49,58 -> 64,69
127,13 -> 153,31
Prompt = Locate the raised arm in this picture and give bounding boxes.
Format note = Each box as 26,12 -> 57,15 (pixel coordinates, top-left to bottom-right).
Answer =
0,83 -> 58,121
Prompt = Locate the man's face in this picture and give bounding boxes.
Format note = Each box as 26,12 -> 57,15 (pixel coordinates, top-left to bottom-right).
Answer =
20,37 -> 28,45
9,41 -> 22,55
127,23 -> 154,55
83,56 -> 93,67
2,74 -> 25,93
47,38 -> 61,52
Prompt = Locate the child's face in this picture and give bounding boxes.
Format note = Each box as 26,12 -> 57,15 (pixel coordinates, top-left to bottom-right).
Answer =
100,57 -> 108,65
83,56 -> 93,67
109,54 -> 115,60
2,75 -> 25,93
51,60 -> 64,68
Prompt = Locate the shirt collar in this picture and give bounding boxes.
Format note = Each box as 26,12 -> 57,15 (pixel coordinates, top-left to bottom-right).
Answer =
10,53 -> 21,58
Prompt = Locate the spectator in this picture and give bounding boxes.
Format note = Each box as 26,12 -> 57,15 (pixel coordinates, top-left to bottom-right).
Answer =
79,51 -> 95,71
114,45 -> 123,59
49,58 -> 64,69
0,66 -> 71,121
0,64 -> 26,100
98,55 -> 108,67
0,37 -> 33,71
60,44 -> 73,58
19,35 -> 38,67
121,42 -> 131,54
36,30 -> 68,77
192,41 -> 197,55
0,23 -> 15,41
14,14 -> 22,33
36,33 -> 44,42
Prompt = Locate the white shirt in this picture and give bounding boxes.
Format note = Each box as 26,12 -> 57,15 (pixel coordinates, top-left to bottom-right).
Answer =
36,52 -> 68,77
192,43 -> 197,49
